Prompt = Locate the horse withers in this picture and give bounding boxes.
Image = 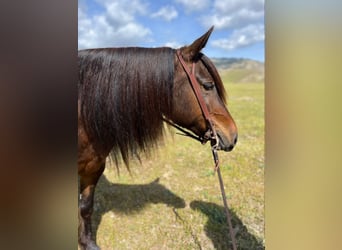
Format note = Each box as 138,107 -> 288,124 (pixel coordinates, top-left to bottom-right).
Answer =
78,26 -> 237,249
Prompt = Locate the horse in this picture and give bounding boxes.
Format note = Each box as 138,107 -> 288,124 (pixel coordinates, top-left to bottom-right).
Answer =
78,26 -> 238,249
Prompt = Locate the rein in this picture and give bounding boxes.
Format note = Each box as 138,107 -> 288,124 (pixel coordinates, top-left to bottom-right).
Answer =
168,50 -> 238,250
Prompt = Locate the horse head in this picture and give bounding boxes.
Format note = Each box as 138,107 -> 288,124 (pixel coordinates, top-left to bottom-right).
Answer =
169,27 -> 238,152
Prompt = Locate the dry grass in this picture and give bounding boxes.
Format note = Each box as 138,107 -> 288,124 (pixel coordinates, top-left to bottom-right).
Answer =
92,82 -> 264,249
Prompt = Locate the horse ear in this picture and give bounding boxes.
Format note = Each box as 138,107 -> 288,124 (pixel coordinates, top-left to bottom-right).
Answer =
181,26 -> 214,61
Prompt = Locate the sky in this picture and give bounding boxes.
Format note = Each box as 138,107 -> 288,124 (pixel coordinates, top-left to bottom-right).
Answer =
78,0 -> 264,61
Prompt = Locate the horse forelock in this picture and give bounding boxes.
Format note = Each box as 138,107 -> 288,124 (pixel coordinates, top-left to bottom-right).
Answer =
78,47 -> 174,165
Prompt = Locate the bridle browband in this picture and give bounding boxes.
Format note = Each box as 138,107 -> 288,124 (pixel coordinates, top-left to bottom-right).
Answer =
165,49 -> 238,250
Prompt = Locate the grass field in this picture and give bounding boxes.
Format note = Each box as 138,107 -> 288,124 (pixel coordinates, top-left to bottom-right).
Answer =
92,82 -> 264,249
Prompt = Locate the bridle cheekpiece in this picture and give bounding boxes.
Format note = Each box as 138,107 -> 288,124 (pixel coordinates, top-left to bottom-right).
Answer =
169,49 -> 220,152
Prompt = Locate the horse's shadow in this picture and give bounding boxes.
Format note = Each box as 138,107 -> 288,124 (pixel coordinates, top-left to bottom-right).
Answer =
190,200 -> 264,250
92,174 -> 186,240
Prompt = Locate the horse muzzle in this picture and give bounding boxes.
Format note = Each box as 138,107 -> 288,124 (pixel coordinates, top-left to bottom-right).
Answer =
202,128 -> 237,152
215,130 -> 238,152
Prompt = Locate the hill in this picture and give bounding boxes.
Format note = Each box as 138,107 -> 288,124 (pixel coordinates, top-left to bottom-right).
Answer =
211,58 -> 264,83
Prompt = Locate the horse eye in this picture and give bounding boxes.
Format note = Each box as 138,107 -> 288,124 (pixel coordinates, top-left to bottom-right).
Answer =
203,82 -> 214,90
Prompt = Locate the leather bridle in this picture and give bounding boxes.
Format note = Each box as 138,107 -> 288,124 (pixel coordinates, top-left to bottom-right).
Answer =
164,50 -> 220,151
165,49 -> 238,250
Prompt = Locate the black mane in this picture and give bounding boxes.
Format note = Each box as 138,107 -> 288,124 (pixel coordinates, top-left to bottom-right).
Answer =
78,47 -> 174,165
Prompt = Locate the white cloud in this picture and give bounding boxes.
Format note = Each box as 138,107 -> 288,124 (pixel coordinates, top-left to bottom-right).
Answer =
214,0 -> 264,14
164,41 -> 182,48
151,6 -> 178,21
199,0 -> 264,52
97,0 -> 148,16
78,0 -> 264,53
175,0 -> 210,12
202,0 -> 264,30
211,24 -> 264,50
206,9 -> 264,30
78,0 -> 151,49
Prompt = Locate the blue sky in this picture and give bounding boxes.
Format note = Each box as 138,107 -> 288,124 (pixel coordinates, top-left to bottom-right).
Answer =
78,0 -> 264,61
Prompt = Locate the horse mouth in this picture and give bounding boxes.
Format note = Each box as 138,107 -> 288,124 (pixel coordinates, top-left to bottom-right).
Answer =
215,132 -> 237,152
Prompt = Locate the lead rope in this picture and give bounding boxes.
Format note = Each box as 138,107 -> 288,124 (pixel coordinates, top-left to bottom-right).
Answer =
212,146 -> 237,250
176,50 -> 238,250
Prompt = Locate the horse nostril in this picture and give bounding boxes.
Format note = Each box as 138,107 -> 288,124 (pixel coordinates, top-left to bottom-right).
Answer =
233,134 -> 238,145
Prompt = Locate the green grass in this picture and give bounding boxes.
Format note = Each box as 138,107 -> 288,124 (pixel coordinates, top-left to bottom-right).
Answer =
92,82 -> 264,249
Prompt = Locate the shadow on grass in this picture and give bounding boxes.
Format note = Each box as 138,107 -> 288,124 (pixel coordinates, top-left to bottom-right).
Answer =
92,174 -> 186,241
190,200 -> 264,250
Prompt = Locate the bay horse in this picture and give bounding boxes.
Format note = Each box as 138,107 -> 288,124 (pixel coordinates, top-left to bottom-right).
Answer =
78,26 -> 237,249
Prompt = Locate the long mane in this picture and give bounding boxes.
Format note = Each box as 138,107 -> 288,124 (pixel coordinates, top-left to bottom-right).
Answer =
78,47 -> 174,165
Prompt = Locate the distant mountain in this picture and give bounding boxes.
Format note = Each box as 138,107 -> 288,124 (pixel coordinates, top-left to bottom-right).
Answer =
211,58 -> 264,83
